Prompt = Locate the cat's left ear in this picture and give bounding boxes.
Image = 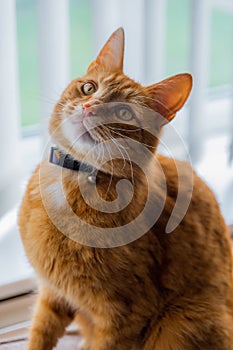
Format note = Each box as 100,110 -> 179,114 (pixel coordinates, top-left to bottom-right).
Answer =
145,73 -> 193,122
88,27 -> 124,73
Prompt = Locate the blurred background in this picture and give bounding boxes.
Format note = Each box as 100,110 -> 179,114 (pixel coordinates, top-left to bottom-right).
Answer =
0,0 -> 233,327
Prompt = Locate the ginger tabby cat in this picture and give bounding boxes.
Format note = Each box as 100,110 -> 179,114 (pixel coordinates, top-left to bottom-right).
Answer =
18,28 -> 233,350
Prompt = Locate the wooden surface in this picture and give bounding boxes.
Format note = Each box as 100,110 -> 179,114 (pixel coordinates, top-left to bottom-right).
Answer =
0,334 -> 82,349
0,325 -> 82,350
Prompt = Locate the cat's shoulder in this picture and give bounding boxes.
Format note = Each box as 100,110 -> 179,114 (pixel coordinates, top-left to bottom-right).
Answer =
156,153 -> 217,204
157,153 -> 192,174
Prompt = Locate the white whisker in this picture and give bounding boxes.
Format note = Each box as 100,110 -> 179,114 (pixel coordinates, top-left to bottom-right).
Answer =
108,127 -> 157,151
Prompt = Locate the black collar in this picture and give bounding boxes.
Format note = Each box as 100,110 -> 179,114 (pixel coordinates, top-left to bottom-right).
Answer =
49,146 -> 96,173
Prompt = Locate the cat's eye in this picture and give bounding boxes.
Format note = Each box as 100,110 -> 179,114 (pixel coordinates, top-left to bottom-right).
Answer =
81,82 -> 97,95
115,106 -> 134,121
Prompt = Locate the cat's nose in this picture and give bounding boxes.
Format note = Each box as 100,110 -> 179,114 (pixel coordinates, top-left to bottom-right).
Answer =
83,101 -> 99,117
83,106 -> 96,118
83,101 -> 94,109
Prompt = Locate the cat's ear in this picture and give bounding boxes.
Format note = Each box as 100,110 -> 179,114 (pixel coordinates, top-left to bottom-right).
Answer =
88,28 -> 124,73
145,74 -> 192,122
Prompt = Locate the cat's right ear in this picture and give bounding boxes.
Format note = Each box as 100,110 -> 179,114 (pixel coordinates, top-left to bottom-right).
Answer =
145,74 -> 193,122
87,28 -> 125,73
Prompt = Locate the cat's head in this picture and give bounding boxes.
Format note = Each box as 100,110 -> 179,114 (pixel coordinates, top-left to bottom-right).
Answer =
49,28 -> 192,177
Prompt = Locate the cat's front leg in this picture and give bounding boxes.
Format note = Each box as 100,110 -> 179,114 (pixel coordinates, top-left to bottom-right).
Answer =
75,312 -> 94,350
26,287 -> 75,350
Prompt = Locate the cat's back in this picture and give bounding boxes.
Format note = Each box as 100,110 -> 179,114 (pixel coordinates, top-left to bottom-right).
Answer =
157,153 -> 226,224
155,154 -> 233,300
156,153 -> 232,257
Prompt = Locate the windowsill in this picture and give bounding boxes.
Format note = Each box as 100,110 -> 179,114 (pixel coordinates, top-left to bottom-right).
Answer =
0,277 -> 36,301
0,322 -> 30,346
0,293 -> 36,330
0,217 -> 35,291
0,316 -> 82,349
0,134 -> 41,294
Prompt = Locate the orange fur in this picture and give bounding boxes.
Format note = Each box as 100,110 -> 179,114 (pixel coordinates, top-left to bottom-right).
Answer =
18,28 -> 233,350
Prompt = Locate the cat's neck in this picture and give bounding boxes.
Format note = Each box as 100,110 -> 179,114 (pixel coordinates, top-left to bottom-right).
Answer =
47,145 -> 162,192
49,146 -> 97,175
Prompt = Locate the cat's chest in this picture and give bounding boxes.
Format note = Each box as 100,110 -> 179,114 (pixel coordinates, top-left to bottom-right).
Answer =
41,162 -> 95,210
37,236 -> 134,318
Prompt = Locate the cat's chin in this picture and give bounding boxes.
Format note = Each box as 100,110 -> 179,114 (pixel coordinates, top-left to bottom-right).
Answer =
77,132 -> 96,147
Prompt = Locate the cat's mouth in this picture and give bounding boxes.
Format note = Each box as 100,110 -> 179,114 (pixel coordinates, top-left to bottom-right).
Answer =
65,104 -> 100,142
70,121 -> 94,144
